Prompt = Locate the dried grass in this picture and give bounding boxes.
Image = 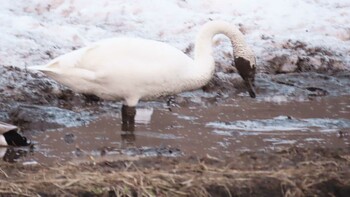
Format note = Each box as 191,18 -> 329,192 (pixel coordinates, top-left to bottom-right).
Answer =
0,147 -> 349,196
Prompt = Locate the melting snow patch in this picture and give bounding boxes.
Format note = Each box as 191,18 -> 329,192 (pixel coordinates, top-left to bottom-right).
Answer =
261,95 -> 289,103
304,138 -> 324,142
22,160 -> 39,165
212,129 -> 233,136
263,138 -> 297,145
217,141 -> 231,148
207,116 -> 350,132
133,131 -> 182,139
177,115 -> 199,121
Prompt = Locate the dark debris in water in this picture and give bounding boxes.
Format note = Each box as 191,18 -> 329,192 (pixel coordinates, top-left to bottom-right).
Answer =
122,146 -> 182,157
63,133 -> 76,144
306,87 -> 329,97
69,146 -> 183,159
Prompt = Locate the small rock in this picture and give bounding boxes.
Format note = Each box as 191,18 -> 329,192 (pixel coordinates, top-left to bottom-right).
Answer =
63,133 -> 76,144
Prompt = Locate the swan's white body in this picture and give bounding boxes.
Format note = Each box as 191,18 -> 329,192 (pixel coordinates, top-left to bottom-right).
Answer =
31,21 -> 256,106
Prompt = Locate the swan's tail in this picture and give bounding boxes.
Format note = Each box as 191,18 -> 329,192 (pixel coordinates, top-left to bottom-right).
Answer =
28,64 -> 53,72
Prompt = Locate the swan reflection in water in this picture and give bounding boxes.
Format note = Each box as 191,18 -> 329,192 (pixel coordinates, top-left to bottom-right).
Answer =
0,121 -> 32,163
120,107 -> 153,148
0,147 -> 34,163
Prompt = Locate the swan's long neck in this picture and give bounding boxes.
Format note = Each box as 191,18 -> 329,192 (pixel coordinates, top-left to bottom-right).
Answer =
191,21 -> 255,87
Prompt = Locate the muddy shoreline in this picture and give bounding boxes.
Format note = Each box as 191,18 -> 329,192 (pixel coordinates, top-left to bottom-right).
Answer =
0,64 -> 350,196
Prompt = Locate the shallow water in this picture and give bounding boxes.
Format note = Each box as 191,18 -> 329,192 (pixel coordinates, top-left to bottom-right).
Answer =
2,95 -> 349,165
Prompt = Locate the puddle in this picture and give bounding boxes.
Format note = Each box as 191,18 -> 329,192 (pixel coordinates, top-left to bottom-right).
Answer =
4,95 -> 349,165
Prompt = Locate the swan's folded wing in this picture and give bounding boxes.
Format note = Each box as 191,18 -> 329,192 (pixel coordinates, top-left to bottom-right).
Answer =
30,45 -> 99,82
69,67 -> 98,82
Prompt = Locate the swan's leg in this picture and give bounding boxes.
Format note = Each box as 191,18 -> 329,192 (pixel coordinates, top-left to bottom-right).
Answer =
121,105 -> 136,148
121,105 -> 136,131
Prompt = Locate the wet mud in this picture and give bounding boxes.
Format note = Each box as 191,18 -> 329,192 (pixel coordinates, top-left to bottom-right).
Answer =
3,93 -> 348,166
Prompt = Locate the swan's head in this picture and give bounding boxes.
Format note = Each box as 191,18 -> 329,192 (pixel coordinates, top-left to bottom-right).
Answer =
234,57 -> 256,98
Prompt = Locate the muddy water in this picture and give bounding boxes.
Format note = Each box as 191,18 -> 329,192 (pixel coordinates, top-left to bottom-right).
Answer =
2,95 -> 349,165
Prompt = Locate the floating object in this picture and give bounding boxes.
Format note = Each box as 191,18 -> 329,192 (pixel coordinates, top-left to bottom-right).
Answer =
0,121 -> 30,146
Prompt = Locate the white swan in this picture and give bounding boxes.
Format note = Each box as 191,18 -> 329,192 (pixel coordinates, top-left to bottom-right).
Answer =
0,121 -> 30,146
30,21 -> 256,122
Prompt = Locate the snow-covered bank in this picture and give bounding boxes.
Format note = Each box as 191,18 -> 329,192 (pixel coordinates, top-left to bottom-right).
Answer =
1,0 -> 350,71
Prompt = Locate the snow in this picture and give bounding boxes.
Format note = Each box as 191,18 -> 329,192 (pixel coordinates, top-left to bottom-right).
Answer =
1,0 -> 350,69
207,117 -> 350,132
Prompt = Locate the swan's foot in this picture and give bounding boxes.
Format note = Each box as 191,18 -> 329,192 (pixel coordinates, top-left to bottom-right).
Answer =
3,147 -> 28,162
121,131 -> 135,145
167,96 -> 176,111
234,57 -> 257,98
121,105 -> 136,132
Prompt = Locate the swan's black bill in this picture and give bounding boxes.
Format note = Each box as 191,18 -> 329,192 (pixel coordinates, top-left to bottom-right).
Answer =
234,57 -> 257,98
4,129 -> 31,146
245,79 -> 256,98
